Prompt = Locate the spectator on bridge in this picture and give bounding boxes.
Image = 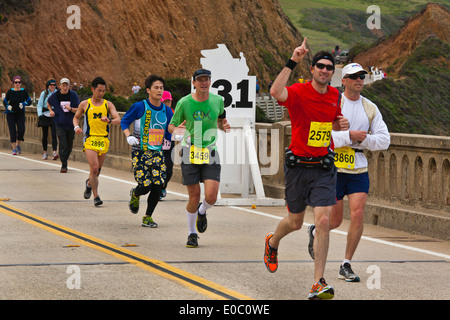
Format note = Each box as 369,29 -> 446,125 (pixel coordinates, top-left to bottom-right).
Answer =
47,78 -> 80,173
309,63 -> 390,282
37,78 -> 59,160
3,76 -> 32,155
132,83 -> 141,94
265,38 -> 349,300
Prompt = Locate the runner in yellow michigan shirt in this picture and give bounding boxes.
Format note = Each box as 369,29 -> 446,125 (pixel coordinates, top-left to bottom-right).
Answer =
73,77 -> 121,206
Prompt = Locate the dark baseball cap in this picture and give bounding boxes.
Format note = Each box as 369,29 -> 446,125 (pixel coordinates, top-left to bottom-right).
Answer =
193,68 -> 211,80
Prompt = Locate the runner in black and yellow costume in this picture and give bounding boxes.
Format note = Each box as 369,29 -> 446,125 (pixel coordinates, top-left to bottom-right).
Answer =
74,77 -> 121,206
120,75 -> 173,228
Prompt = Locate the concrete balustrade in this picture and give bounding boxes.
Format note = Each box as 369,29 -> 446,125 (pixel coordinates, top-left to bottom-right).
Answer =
253,122 -> 450,213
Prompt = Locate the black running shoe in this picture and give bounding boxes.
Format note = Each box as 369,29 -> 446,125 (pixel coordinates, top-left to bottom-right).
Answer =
94,196 -> 103,206
84,179 -> 92,199
186,233 -> 198,248
339,263 -> 360,282
196,203 -> 207,233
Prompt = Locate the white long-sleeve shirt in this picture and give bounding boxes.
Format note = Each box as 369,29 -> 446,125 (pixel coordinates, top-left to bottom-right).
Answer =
332,95 -> 390,173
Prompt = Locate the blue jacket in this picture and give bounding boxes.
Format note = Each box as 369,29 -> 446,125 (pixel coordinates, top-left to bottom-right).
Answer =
47,89 -> 80,130
121,99 -> 173,141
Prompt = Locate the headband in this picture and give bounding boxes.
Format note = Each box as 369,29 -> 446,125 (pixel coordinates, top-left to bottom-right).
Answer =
312,53 -> 335,66
46,79 -> 57,87
12,75 -> 22,83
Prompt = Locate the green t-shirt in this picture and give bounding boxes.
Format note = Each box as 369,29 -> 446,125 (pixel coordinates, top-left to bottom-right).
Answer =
170,93 -> 225,148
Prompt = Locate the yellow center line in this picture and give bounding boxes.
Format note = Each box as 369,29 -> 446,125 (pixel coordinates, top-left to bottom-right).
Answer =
0,202 -> 252,300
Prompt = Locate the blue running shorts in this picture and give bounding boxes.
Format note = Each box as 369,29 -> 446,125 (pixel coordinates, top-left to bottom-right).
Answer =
336,172 -> 370,201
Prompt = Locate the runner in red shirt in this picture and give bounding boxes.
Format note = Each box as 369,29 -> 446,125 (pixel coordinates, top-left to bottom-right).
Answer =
263,38 -> 349,300
283,80 -> 343,157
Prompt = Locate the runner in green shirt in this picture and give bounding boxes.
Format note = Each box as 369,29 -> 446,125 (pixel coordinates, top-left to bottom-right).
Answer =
169,68 -> 230,248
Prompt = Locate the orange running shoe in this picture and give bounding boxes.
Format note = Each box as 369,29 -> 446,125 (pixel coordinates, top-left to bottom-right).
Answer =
264,232 -> 278,273
308,278 -> 334,300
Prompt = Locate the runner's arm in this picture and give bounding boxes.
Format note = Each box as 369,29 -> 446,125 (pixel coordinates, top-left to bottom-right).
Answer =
104,101 -> 121,125
271,38 -> 309,103
73,100 -> 87,134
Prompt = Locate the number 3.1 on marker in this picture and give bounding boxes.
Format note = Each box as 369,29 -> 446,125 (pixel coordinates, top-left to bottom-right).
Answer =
212,79 -> 252,108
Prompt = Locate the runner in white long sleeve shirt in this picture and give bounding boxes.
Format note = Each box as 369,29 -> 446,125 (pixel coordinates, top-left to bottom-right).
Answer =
331,95 -> 390,171
307,63 -> 390,282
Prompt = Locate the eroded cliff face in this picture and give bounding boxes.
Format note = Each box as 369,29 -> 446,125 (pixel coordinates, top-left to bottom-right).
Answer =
0,0 -> 309,94
353,3 -> 450,74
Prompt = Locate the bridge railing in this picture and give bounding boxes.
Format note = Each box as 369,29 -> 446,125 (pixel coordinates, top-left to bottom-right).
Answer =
1,107 -> 449,213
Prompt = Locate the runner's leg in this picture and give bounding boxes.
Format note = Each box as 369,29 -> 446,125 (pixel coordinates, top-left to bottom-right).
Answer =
270,210 -> 305,249
85,149 -> 105,198
345,192 -> 367,260
313,205 -> 332,282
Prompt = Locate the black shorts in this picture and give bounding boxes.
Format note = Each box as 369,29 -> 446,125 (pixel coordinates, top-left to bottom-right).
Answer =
284,164 -> 337,213
180,146 -> 221,185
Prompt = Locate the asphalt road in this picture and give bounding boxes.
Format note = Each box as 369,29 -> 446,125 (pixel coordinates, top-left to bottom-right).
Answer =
0,149 -> 449,305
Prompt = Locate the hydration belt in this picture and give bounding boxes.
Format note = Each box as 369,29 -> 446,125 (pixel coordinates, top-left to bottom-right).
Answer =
285,148 -> 336,171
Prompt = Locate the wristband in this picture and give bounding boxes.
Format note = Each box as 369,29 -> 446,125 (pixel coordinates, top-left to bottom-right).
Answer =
74,126 -> 80,131
285,59 -> 297,70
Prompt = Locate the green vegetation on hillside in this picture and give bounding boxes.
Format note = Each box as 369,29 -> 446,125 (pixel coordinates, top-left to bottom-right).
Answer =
279,0 -> 450,52
362,37 -> 450,136
0,0 -> 35,23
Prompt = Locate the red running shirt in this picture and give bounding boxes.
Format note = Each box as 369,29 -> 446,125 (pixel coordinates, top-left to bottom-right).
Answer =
279,81 -> 342,158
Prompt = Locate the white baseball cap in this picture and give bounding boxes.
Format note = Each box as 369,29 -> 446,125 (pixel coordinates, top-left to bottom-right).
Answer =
60,78 -> 70,85
342,63 -> 368,79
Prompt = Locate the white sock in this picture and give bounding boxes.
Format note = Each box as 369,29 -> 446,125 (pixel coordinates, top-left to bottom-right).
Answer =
186,209 -> 197,234
342,259 -> 352,266
198,200 -> 213,215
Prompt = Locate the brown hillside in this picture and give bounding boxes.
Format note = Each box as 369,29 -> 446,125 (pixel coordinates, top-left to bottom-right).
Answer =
353,3 -> 450,75
0,0 -> 309,95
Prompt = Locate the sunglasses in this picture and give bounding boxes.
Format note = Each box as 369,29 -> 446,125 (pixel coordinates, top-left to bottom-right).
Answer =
345,74 -> 366,80
314,63 -> 334,71
14,81 -> 22,84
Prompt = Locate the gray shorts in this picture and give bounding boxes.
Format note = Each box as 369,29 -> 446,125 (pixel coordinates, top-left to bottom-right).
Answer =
180,146 -> 221,185
284,164 -> 337,213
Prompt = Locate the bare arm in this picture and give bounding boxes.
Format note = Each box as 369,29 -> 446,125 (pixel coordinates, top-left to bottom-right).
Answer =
169,120 -> 186,135
168,124 -> 176,134
104,101 -> 121,125
270,37 -> 309,102
73,100 -> 87,134
217,118 -> 230,132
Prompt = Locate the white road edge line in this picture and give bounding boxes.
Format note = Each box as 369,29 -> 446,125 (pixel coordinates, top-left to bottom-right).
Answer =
2,152 -> 449,260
